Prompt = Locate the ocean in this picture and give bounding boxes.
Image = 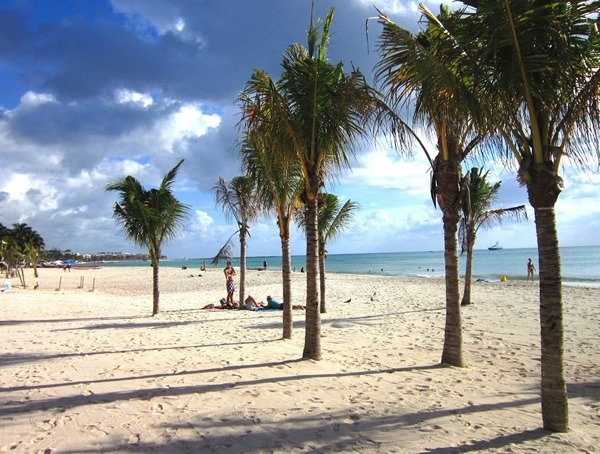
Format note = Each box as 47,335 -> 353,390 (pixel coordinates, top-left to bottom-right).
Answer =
101,245 -> 600,287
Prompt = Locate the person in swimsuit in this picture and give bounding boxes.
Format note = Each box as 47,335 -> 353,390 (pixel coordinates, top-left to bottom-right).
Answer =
527,258 -> 536,281
224,261 -> 237,307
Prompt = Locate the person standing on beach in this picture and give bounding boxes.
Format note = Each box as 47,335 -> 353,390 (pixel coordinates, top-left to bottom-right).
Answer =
527,258 -> 536,281
263,260 -> 267,270
224,261 -> 236,307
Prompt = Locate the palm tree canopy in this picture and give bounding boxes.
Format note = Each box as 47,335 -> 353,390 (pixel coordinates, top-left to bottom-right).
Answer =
213,175 -> 259,229
427,1 -> 600,171
240,131 -> 304,222
459,167 -> 528,253
295,193 -> 359,249
8,223 -> 45,250
106,159 -> 190,261
238,7 -> 410,204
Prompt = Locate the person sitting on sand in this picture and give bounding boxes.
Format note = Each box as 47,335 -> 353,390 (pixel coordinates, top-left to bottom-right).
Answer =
200,260 -> 206,271
245,295 -> 265,311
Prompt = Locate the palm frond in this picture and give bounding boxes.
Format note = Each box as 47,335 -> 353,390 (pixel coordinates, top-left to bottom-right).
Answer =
211,230 -> 238,266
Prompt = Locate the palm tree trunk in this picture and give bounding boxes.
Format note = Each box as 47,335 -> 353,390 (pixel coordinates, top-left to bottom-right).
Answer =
281,234 -> 293,339
239,228 -> 247,308
461,229 -> 475,306
525,163 -> 568,432
319,248 -> 326,314
438,163 -> 464,367
152,262 -> 160,316
534,206 -> 569,432
303,195 -> 321,360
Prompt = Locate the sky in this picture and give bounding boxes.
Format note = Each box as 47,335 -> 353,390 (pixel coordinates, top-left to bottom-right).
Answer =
1,0 -> 599,260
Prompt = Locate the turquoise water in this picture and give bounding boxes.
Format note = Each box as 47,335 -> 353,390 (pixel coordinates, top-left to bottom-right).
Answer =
100,246 -> 600,286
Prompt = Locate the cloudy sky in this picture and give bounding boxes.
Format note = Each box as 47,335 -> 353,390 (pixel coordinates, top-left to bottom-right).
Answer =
1,0 -> 598,260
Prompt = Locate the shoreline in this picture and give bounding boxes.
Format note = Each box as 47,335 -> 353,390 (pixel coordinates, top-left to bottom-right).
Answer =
1,266 -> 599,452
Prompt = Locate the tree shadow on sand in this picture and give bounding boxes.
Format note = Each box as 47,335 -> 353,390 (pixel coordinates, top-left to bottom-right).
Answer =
0,339 -> 280,367
245,307 -> 446,330
52,398 -> 552,454
0,315 -> 145,327
1,362 -> 540,420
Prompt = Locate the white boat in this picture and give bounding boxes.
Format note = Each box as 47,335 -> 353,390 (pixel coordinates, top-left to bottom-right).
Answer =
488,242 -> 503,250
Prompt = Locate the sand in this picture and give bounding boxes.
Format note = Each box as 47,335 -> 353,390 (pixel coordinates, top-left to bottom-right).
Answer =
0,265 -> 599,453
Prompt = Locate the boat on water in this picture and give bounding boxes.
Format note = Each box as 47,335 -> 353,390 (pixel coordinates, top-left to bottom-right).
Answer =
488,242 -> 503,251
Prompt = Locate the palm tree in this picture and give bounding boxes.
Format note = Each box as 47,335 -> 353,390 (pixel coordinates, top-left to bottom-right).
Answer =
239,131 -> 304,338
459,167 -> 527,306
10,223 -> 45,252
421,0 -> 599,432
1,223 -> 45,283
106,160 -> 190,316
296,193 -> 359,313
24,241 -> 42,279
239,5 -> 400,360
375,6 -> 484,367
213,175 -> 259,307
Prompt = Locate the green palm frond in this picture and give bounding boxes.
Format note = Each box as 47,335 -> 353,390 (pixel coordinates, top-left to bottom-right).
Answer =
458,167 -> 528,254
106,161 -> 190,262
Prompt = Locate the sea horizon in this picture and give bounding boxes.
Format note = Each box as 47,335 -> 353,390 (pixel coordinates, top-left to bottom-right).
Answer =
99,245 -> 600,287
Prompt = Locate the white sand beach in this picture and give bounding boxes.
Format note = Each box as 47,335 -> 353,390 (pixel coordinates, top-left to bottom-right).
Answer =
1,266 -> 599,453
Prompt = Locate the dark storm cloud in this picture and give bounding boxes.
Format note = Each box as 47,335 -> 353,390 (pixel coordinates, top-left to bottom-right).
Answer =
7,98 -> 176,145
2,0 -> 419,107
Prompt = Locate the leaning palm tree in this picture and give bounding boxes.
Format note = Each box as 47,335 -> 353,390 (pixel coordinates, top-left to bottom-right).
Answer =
375,5 -> 484,367
106,160 -> 190,316
421,0 -> 599,432
459,167 -> 527,306
239,5 -> 403,360
296,193 -> 359,314
213,175 -> 259,307
239,131 -> 304,338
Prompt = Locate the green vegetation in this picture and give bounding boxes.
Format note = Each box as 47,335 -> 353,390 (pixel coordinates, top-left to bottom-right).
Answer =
106,159 -> 190,316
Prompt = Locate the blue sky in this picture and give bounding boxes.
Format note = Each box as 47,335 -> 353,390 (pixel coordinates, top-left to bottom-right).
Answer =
1,0 -> 599,259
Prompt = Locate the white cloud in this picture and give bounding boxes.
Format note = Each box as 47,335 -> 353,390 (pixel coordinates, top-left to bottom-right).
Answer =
115,89 -> 154,107
157,104 -> 221,150
19,91 -> 57,108
344,146 -> 431,196
352,0 -> 438,16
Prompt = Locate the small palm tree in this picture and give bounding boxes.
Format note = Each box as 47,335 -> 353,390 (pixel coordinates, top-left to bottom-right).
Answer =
459,167 -> 527,306
106,160 -> 190,316
24,242 -> 42,279
296,193 -> 359,313
239,131 -> 304,338
213,175 -> 259,307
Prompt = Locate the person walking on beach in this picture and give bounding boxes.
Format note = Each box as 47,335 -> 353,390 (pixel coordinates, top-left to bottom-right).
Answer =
527,258 -> 536,281
224,261 -> 236,307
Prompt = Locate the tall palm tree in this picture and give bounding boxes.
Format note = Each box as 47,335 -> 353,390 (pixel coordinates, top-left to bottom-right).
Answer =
375,6 -> 484,367
296,193 -> 359,313
459,167 -> 527,306
106,160 -> 190,316
422,0 -> 599,432
239,5 -> 400,360
239,131 -> 304,338
213,175 -> 259,307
